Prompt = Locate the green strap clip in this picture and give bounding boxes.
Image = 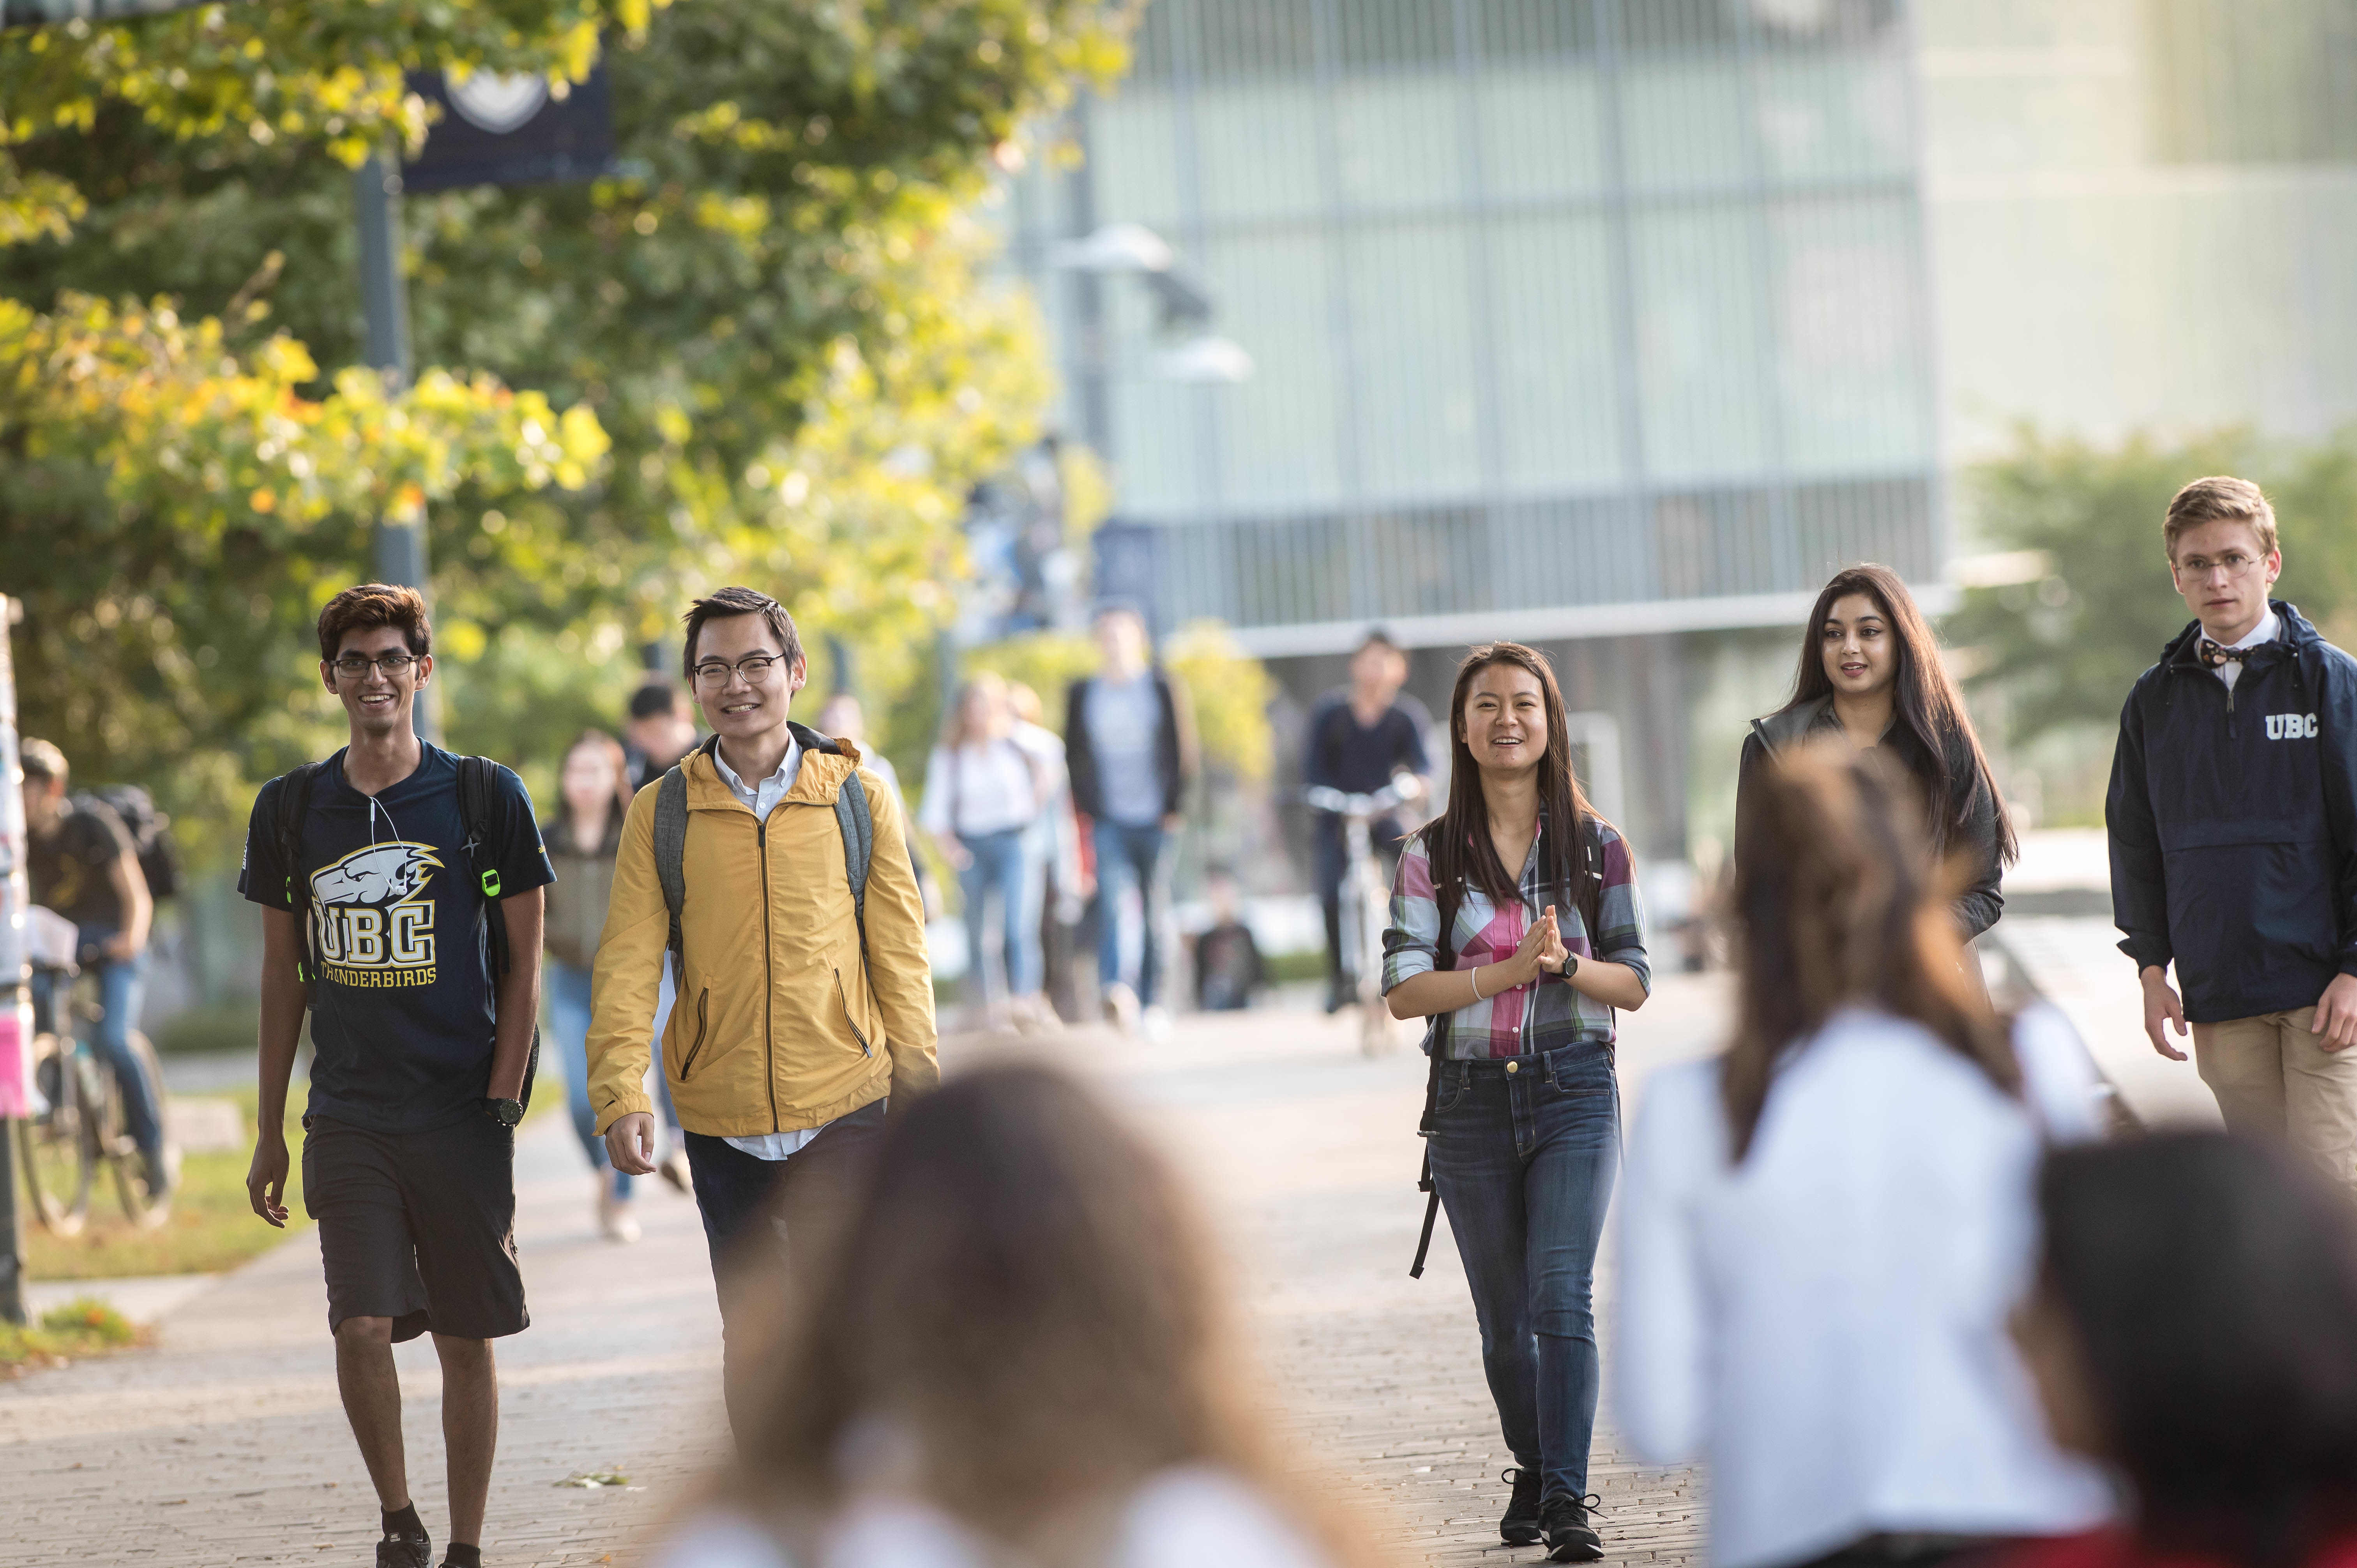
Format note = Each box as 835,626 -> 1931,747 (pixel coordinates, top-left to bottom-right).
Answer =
481,869 -> 502,897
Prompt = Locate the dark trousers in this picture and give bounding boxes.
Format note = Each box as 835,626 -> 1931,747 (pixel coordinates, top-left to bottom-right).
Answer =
1429,1043 -> 1619,1504
29,923 -> 162,1158
682,1098 -> 889,1440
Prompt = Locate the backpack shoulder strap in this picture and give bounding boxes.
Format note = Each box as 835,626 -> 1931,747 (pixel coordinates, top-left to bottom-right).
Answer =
1576,814 -> 1606,948
654,761 -> 691,993
834,767 -> 873,968
455,754 -> 512,978
1410,837 -> 1463,1280
275,760 -> 327,1007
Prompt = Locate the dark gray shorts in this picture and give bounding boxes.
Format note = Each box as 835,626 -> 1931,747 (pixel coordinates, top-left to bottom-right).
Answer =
302,1112 -> 527,1342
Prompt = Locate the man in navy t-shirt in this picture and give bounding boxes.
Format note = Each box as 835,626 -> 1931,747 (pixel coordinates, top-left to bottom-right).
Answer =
240,584 -> 550,1568
1306,629 -> 1432,1012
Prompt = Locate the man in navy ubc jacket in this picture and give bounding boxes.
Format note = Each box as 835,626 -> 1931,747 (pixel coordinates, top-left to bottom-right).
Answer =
2110,474 -> 2357,1188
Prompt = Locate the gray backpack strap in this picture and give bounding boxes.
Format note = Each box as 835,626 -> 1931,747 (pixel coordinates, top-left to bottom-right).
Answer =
654,763 -> 690,992
834,771 -> 873,965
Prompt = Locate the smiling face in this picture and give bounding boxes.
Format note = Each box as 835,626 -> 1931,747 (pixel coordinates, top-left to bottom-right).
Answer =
1459,661 -> 1548,777
323,624 -> 430,740
691,612 -> 806,747
2170,516 -> 2281,645
1819,592 -> 1896,701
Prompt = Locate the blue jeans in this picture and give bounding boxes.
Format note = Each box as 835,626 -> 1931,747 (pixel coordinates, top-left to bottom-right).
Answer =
959,828 -> 1042,997
1093,819 -> 1168,1007
30,924 -> 162,1160
546,959 -> 628,1198
1428,1042 -> 1620,1503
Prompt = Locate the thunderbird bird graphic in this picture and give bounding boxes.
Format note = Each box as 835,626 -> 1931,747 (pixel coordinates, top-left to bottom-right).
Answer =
310,842 -> 441,907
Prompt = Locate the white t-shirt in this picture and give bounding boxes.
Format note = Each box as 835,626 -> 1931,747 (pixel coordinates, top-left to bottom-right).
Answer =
919,739 -> 1042,839
647,1466 -> 1328,1568
1614,1003 -> 2115,1568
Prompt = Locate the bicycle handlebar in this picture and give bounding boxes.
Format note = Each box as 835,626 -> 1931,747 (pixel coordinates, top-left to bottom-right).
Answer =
1305,779 -> 1421,818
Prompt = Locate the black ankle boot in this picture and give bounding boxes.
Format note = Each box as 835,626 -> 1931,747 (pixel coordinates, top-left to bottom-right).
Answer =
1498,1467 -> 1543,1545
1542,1492 -> 1604,1563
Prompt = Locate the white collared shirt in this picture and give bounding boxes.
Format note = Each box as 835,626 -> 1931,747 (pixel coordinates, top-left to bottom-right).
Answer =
2207,607 -> 2278,694
711,733 -> 802,823
708,732 -> 826,1161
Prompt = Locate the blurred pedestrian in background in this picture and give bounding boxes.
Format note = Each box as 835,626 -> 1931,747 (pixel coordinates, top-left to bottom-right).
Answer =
2108,477 -> 2357,1189
1193,867 -> 1266,1014
2008,1131 -> 2357,1568
1307,630 -> 1431,1015
1618,745 -> 2110,1568
921,672 -> 1052,1033
649,1061 -> 1349,1568
1065,605 -> 1196,1044
625,680 -> 700,794
19,735 -> 170,1200
542,728 -> 642,1243
1383,643 -> 1649,1563
1737,564 -> 2014,964
1007,680 -> 1085,1025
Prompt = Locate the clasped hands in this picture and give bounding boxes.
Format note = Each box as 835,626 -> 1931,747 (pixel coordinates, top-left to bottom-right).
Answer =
1498,905 -> 1571,991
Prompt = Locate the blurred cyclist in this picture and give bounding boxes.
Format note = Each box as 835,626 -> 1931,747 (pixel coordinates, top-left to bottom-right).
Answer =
20,736 -> 170,1199
1306,629 -> 1431,1014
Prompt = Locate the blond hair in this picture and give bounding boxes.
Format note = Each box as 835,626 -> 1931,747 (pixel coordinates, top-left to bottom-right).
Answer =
2164,475 -> 2277,561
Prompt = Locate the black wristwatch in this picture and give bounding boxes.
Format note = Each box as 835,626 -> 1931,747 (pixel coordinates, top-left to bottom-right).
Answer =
1557,950 -> 1580,981
483,1097 -> 524,1128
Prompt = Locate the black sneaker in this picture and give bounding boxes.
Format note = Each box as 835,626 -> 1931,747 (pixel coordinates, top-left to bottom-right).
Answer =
1542,1492 -> 1604,1563
377,1527 -> 431,1568
1498,1467 -> 1543,1545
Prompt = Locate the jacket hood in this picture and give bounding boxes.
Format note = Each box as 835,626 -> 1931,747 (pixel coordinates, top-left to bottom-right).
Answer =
680,723 -> 866,810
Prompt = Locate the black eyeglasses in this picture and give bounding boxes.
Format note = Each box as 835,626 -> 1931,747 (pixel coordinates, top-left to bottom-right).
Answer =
693,653 -> 788,687
330,652 -> 419,680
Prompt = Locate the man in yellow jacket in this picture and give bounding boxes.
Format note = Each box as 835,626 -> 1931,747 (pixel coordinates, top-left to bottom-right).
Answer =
587,586 -> 936,1434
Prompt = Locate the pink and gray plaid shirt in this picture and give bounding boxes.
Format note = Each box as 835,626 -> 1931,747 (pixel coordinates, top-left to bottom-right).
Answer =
1382,814 -> 1649,1060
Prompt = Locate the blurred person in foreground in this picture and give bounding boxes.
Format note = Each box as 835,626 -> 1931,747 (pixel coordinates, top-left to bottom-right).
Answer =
1737,563 -> 2014,957
589,587 -> 936,1443
1065,605 -> 1197,1043
2108,476 -> 2357,1187
541,729 -> 643,1243
649,1061 -> 1353,1568
1383,642 -> 1650,1562
19,735 -> 170,1199
1617,744 -> 2111,1568
2007,1131 -> 2357,1568
1307,629 -> 1432,1014
920,673 -> 1053,1033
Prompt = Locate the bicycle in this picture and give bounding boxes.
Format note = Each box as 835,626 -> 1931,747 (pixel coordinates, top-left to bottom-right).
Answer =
17,912 -> 173,1234
1306,775 -> 1422,1057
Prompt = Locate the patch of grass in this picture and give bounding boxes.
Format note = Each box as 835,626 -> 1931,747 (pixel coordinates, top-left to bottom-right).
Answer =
26,1084 -> 309,1282
0,1296 -> 142,1370
153,999 -> 261,1056
1264,948 -> 1326,985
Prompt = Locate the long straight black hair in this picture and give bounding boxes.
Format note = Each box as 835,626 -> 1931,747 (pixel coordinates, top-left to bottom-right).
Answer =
1776,563 -> 2016,863
1428,643 -> 1600,916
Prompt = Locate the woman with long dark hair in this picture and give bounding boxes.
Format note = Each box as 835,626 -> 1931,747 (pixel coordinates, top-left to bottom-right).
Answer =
1382,643 -> 1650,1563
1617,745 -> 2110,1568
1737,563 -> 2014,939
648,1062 -> 1355,1568
2009,1132 -> 2357,1568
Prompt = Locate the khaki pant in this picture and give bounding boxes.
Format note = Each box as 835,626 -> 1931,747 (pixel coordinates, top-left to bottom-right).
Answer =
2194,1006 -> 2357,1190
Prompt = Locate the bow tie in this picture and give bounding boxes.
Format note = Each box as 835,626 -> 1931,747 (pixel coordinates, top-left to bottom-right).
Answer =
2198,638 -> 2255,668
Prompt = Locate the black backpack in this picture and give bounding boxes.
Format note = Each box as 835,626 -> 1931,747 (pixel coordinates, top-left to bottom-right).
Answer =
1408,815 -> 1606,1279
269,750 -> 538,1109
78,784 -> 184,901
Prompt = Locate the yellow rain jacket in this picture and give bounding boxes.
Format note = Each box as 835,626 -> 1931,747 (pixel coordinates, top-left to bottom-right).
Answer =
586,735 -> 937,1138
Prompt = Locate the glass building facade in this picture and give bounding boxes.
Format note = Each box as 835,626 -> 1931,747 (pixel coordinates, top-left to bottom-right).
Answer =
1002,0 -> 1944,657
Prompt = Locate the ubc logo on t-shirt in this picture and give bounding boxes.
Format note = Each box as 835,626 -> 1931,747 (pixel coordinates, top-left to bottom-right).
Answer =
311,841 -> 440,988
2268,713 -> 2321,740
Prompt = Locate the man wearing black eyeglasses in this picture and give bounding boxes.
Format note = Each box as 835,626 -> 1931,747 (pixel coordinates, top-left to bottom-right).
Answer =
238,583 -> 552,1568
585,584 -> 937,1441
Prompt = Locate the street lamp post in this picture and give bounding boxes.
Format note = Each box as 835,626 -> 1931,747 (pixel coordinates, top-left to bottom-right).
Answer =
352,150 -> 438,742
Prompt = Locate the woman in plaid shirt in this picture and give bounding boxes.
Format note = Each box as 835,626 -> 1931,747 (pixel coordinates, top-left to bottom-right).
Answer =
1383,643 -> 1650,1564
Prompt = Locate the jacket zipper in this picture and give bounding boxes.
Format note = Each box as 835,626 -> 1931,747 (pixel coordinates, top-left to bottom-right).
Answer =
677,989 -> 711,1080
834,968 -> 873,1057
758,816 -> 779,1132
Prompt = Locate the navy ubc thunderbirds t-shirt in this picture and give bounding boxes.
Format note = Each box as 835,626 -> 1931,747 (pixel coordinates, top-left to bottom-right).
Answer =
240,745 -> 554,1134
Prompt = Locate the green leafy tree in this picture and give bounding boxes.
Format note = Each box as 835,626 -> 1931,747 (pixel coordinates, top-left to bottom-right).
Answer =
0,0 -> 1137,860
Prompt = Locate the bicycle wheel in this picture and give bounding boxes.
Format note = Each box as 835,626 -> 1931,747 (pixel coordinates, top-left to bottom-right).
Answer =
1347,861 -> 1392,1056
105,1030 -> 173,1228
18,1031 -> 97,1236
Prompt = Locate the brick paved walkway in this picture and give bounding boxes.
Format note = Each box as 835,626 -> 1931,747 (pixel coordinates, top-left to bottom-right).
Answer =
0,976 -> 1724,1566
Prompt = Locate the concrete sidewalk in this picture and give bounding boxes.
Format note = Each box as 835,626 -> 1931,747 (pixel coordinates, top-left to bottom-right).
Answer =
0,981 -> 1724,1566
